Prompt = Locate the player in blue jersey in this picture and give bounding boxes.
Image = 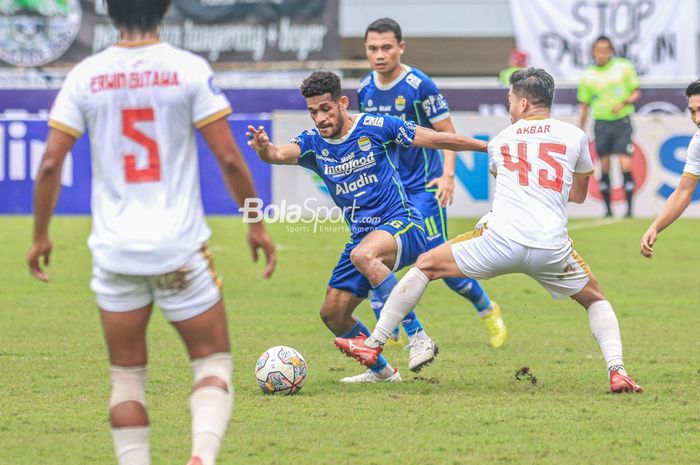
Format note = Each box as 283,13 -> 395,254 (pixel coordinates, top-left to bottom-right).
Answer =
359,18 -> 507,347
247,71 -> 487,382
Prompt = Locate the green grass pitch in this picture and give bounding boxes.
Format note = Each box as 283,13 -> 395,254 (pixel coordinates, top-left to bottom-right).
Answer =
1,216 -> 699,464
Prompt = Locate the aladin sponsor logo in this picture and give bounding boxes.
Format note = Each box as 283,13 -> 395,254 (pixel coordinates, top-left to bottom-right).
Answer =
335,172 -> 378,195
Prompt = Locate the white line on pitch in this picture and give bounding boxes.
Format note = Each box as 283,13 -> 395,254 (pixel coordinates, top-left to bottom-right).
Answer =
568,218 -> 623,231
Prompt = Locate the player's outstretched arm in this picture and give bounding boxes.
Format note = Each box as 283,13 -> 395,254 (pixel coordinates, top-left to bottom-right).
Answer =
412,126 -> 488,153
640,176 -> 698,258
200,118 -> 276,278
246,125 -> 301,165
28,128 -> 76,282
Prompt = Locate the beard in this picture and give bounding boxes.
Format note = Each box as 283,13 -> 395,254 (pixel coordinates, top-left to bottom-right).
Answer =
326,112 -> 346,139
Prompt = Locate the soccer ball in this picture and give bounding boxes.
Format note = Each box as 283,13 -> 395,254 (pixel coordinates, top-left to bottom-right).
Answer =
255,346 -> 308,395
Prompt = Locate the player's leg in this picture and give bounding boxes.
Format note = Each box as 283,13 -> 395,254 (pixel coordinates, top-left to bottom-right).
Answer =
594,120 -> 614,217
351,221 -> 439,371
369,291 -> 401,343
321,286 -> 400,382
619,155 -> 634,217
529,245 -> 642,393
571,278 -> 643,393
414,191 -> 506,347
172,300 -> 232,465
615,117 -> 635,217
326,245 -> 400,382
157,247 -> 233,465
336,226 -> 509,366
349,226 -> 427,342
415,191 -> 500,309
599,155 -> 613,217
101,306 -> 153,465
354,236 -> 464,348
93,264 -> 153,465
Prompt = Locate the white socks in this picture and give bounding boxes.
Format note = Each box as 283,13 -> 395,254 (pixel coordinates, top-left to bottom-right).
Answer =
370,267 -> 430,346
111,426 -> 150,465
587,300 -> 625,374
408,329 -> 429,345
190,386 -> 233,465
109,385 -> 232,465
375,363 -> 396,379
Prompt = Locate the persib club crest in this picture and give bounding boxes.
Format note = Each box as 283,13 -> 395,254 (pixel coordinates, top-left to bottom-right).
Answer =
0,0 -> 82,67
358,136 -> 371,152
395,95 -> 406,111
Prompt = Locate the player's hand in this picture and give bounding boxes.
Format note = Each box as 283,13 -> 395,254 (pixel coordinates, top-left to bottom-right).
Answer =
640,227 -> 657,258
247,223 -> 276,279
27,236 -> 52,282
427,174 -> 455,207
246,125 -> 271,152
612,102 -> 626,114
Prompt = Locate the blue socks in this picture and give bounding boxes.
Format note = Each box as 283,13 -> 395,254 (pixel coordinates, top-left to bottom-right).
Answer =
370,293 -> 400,340
372,273 -> 423,337
444,277 -> 492,314
340,320 -> 388,373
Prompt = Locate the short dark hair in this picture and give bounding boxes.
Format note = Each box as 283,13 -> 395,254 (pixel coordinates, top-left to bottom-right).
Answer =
686,80 -> 700,97
364,18 -> 402,42
510,67 -> 555,108
107,0 -> 170,33
300,71 -> 342,100
593,35 -> 615,52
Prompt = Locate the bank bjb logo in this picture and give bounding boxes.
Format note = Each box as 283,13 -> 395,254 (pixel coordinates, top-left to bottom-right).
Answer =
358,136 -> 371,152
0,0 -> 82,67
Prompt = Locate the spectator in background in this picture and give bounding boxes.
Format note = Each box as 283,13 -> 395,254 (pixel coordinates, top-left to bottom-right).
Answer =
578,35 -> 640,218
498,49 -> 528,86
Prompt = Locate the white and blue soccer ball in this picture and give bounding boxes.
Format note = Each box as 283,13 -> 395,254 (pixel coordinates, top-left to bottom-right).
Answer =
255,346 -> 308,395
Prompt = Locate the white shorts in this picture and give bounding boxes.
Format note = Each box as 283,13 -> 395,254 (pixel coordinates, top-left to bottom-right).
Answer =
450,227 -> 591,299
91,246 -> 222,321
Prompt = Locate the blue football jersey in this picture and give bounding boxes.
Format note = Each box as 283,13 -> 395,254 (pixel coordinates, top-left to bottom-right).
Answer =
292,113 -> 422,240
358,66 -> 450,193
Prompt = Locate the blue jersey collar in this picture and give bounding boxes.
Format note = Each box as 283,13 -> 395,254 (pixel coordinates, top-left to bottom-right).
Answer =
372,65 -> 411,91
322,113 -> 363,145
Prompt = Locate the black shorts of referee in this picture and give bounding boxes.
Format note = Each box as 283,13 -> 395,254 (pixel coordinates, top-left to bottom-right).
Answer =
594,116 -> 633,157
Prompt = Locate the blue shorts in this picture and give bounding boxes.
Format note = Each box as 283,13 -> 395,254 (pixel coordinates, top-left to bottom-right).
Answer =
408,189 -> 448,251
328,218 -> 427,298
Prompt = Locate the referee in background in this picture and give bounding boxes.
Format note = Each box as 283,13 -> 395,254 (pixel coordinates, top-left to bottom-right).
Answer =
578,35 -> 641,218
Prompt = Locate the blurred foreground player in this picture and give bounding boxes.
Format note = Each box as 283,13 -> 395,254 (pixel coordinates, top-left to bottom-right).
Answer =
641,80 -> 700,257
26,1 -> 276,464
337,68 -> 643,394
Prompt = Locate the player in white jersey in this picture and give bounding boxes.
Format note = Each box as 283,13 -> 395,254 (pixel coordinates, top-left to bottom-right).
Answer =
641,80 -> 700,257
26,2 -> 276,465
336,68 -> 643,394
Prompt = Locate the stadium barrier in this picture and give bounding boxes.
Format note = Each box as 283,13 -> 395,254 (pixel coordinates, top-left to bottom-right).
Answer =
0,115 -> 271,214
1,111 -> 698,218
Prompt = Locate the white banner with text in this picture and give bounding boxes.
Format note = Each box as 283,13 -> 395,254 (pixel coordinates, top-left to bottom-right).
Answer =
510,0 -> 699,79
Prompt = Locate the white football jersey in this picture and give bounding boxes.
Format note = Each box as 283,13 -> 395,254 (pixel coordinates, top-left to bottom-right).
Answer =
49,41 -> 232,275
486,117 -> 594,249
682,130 -> 700,180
